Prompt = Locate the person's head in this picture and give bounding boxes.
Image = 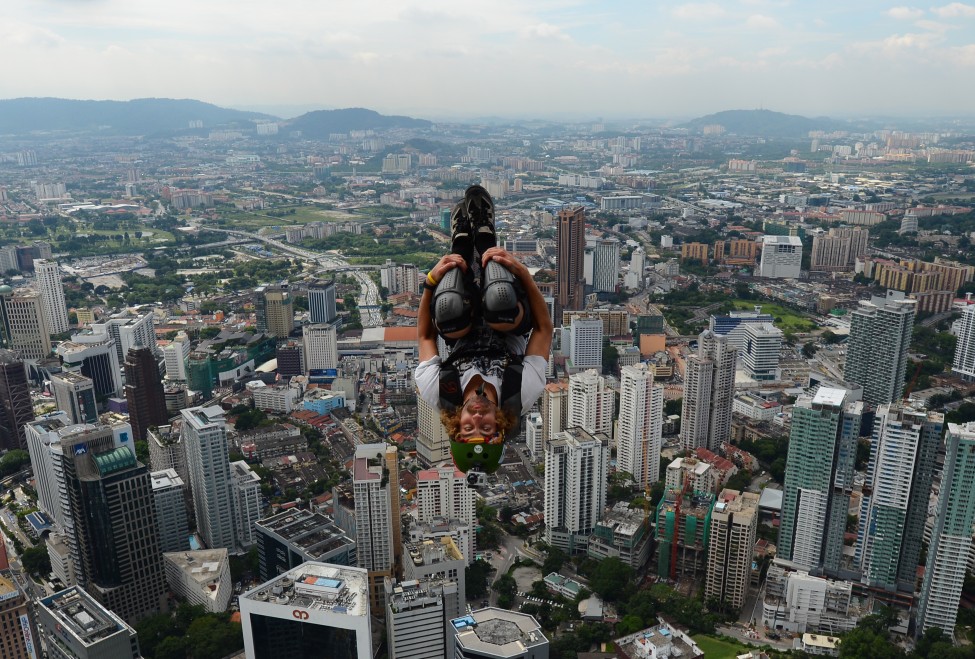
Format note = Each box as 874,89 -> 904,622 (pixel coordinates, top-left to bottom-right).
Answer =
441,395 -> 515,443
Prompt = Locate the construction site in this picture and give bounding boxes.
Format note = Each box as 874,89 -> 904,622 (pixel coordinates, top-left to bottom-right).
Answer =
654,476 -> 716,591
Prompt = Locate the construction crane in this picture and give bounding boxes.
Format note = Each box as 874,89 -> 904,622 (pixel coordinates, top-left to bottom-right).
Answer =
903,362 -> 923,401
670,472 -> 692,582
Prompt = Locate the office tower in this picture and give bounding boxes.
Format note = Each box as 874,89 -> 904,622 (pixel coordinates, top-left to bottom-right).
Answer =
855,403 -> 942,592
380,259 -> 420,295
778,388 -> 862,575
151,469 -> 189,553
758,235 -> 803,278
843,291 -> 915,406
162,331 -> 191,380
256,285 -> 294,338
741,322 -> 783,381
56,334 -> 122,399
386,577 -> 459,659
917,422 -> 975,636
0,350 -> 34,450
617,363 -> 664,489
0,573 -> 39,659
450,608 -> 549,659
239,562 -> 372,659
705,489 -> 760,611
0,286 -> 51,360
568,369 -> 615,439
303,323 -> 338,371
276,340 -> 303,377
123,346 -> 168,442
308,281 -> 337,324
544,427 -> 608,554
37,586 -> 141,659
163,548 -> 232,613
810,227 -> 869,273
709,308 -> 776,351
590,237 -> 620,293
353,443 -> 402,614
91,311 -> 158,363
556,206 -> 586,315
60,423 -> 166,622
416,465 -> 475,526
540,381 -> 569,453
33,258 -> 70,334
231,460 -> 262,549
254,509 -> 356,581
24,412 -> 73,529
50,371 -> 97,424
181,406 -> 235,550
952,303 -> 975,382
566,316 -> 602,371
416,396 -> 450,465
680,330 -> 736,452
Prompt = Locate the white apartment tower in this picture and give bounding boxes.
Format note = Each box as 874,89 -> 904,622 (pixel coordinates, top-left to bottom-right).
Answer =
34,258 -> 70,334
231,460 -> 262,550
540,381 -> 569,453
543,427 -> 608,554
568,369 -> 615,439
680,330 -> 737,451
352,443 -> 402,615
163,331 -> 191,380
952,303 -> 975,382
567,316 -> 603,371
303,323 -> 339,371
616,363 -> 664,489
416,465 -> 475,527
181,406 -> 236,551
416,396 -> 449,466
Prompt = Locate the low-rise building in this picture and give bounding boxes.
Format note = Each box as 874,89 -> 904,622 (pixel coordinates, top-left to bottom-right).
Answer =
613,618 -> 704,658
237,423 -> 306,461
163,549 -> 232,613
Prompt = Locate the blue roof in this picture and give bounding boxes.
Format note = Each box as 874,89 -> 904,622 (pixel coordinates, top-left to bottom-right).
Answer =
26,511 -> 53,533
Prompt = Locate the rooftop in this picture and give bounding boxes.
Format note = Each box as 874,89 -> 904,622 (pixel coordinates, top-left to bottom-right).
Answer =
451,608 -> 548,653
40,587 -> 131,646
812,387 -> 847,408
151,469 -> 184,491
256,509 -> 354,559
164,549 -> 229,589
242,562 -> 367,618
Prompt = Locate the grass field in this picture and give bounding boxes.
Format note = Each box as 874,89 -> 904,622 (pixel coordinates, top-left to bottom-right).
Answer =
217,206 -> 362,228
730,299 -> 817,333
691,634 -> 750,658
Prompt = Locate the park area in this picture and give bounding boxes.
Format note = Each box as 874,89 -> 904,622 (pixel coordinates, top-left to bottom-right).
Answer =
691,634 -> 752,658
728,300 -> 818,333
215,205 -> 365,230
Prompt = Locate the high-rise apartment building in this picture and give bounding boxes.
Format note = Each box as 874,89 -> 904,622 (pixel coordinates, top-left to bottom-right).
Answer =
37,586 -> 141,659
231,460 -> 262,549
124,346 -> 168,442
843,291 -> 915,406
810,227 -> 868,272
705,489 -> 760,611
91,311 -> 158,363
33,258 -> 70,334
0,573 -> 38,659
416,395 -> 450,465
416,465 -> 475,527
616,363 -> 664,489
567,369 -> 615,439
255,285 -> 294,338
308,281 -> 337,324
758,235 -> 803,278
709,308 -> 775,351
181,406 -> 235,551
352,443 -> 402,615
152,468 -> 189,553
952,303 -> 975,382
240,563 -> 372,659
544,427 -> 608,554
540,381 -> 569,453
680,330 -> 736,452
855,403 -> 942,592
778,388 -> 862,575
556,206 -> 587,315
162,331 -> 191,380
380,259 -> 420,296
566,316 -> 603,371
0,286 -> 51,360
24,412 -> 74,529
916,422 -> 975,636
0,350 -> 34,450
50,371 -> 97,424
741,322 -> 783,381
303,322 -> 338,371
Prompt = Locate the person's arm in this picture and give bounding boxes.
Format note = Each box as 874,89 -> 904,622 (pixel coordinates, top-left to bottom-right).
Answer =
481,248 -> 554,359
418,254 -> 467,362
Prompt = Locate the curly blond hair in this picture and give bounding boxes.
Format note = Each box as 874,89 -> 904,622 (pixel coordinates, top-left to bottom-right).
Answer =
440,404 -> 517,442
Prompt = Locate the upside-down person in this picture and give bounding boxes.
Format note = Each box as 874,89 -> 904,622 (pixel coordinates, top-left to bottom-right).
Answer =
414,185 -> 554,485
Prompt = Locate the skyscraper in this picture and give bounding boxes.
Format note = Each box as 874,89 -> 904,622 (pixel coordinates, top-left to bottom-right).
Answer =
308,280 -> 337,324
0,349 -> 34,450
416,465 -> 475,527
567,369 -> 615,439
778,388 -> 862,575
37,586 -> 141,659
566,316 -> 603,371
303,323 -> 338,371
91,311 -> 158,363
589,237 -> 620,293
124,346 -> 168,442
680,330 -> 736,452
50,371 -> 97,424
855,402 -> 942,592
0,286 -> 51,360
416,396 -> 449,466
151,468 -> 189,553
352,443 -> 402,615
33,258 -> 70,334
843,291 -> 915,406
705,489 -> 759,611
810,227 -> 869,273
556,206 -> 586,315
951,303 -> 975,382
616,363 -> 664,489
540,381 -> 569,453
916,422 -> 975,636
741,322 -> 783,382
57,334 -> 122,399
757,235 -> 802,278
162,331 -> 191,380
256,285 -> 294,338
544,427 -> 608,554
181,406 -> 236,551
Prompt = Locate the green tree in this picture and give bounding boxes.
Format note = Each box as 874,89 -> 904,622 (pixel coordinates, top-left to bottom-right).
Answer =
21,545 -> 52,577
589,557 -> 634,602
493,574 -> 517,608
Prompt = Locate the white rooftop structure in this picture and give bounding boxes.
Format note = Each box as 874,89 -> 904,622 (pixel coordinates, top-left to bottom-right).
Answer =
812,387 -> 847,408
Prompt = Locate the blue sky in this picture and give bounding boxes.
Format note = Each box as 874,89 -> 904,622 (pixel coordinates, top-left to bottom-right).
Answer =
3,1 -> 974,120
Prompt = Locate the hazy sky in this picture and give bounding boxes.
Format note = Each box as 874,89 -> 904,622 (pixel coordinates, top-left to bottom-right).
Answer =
4,1 -> 975,120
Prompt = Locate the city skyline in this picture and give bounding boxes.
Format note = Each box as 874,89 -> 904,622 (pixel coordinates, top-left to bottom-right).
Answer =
3,2 -> 975,119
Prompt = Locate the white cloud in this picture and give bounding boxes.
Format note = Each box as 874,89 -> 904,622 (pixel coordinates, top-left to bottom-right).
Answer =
887,6 -> 924,19
671,3 -> 727,20
931,2 -> 975,18
746,14 -> 781,29
522,23 -> 571,41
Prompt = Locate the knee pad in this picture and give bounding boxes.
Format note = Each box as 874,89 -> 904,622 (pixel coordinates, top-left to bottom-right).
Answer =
482,261 -> 520,325
434,268 -> 474,335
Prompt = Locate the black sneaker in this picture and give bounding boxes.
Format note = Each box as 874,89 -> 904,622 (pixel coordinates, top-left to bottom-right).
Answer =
465,184 -> 497,255
449,199 -> 473,263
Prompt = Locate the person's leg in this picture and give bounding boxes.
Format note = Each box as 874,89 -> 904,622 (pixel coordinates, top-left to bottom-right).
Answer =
433,267 -> 476,340
449,198 -> 474,265
465,184 -> 497,258
482,260 -> 533,336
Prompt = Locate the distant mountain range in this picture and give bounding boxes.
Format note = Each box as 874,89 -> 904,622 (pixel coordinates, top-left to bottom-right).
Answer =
285,108 -> 432,138
681,109 -> 857,138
